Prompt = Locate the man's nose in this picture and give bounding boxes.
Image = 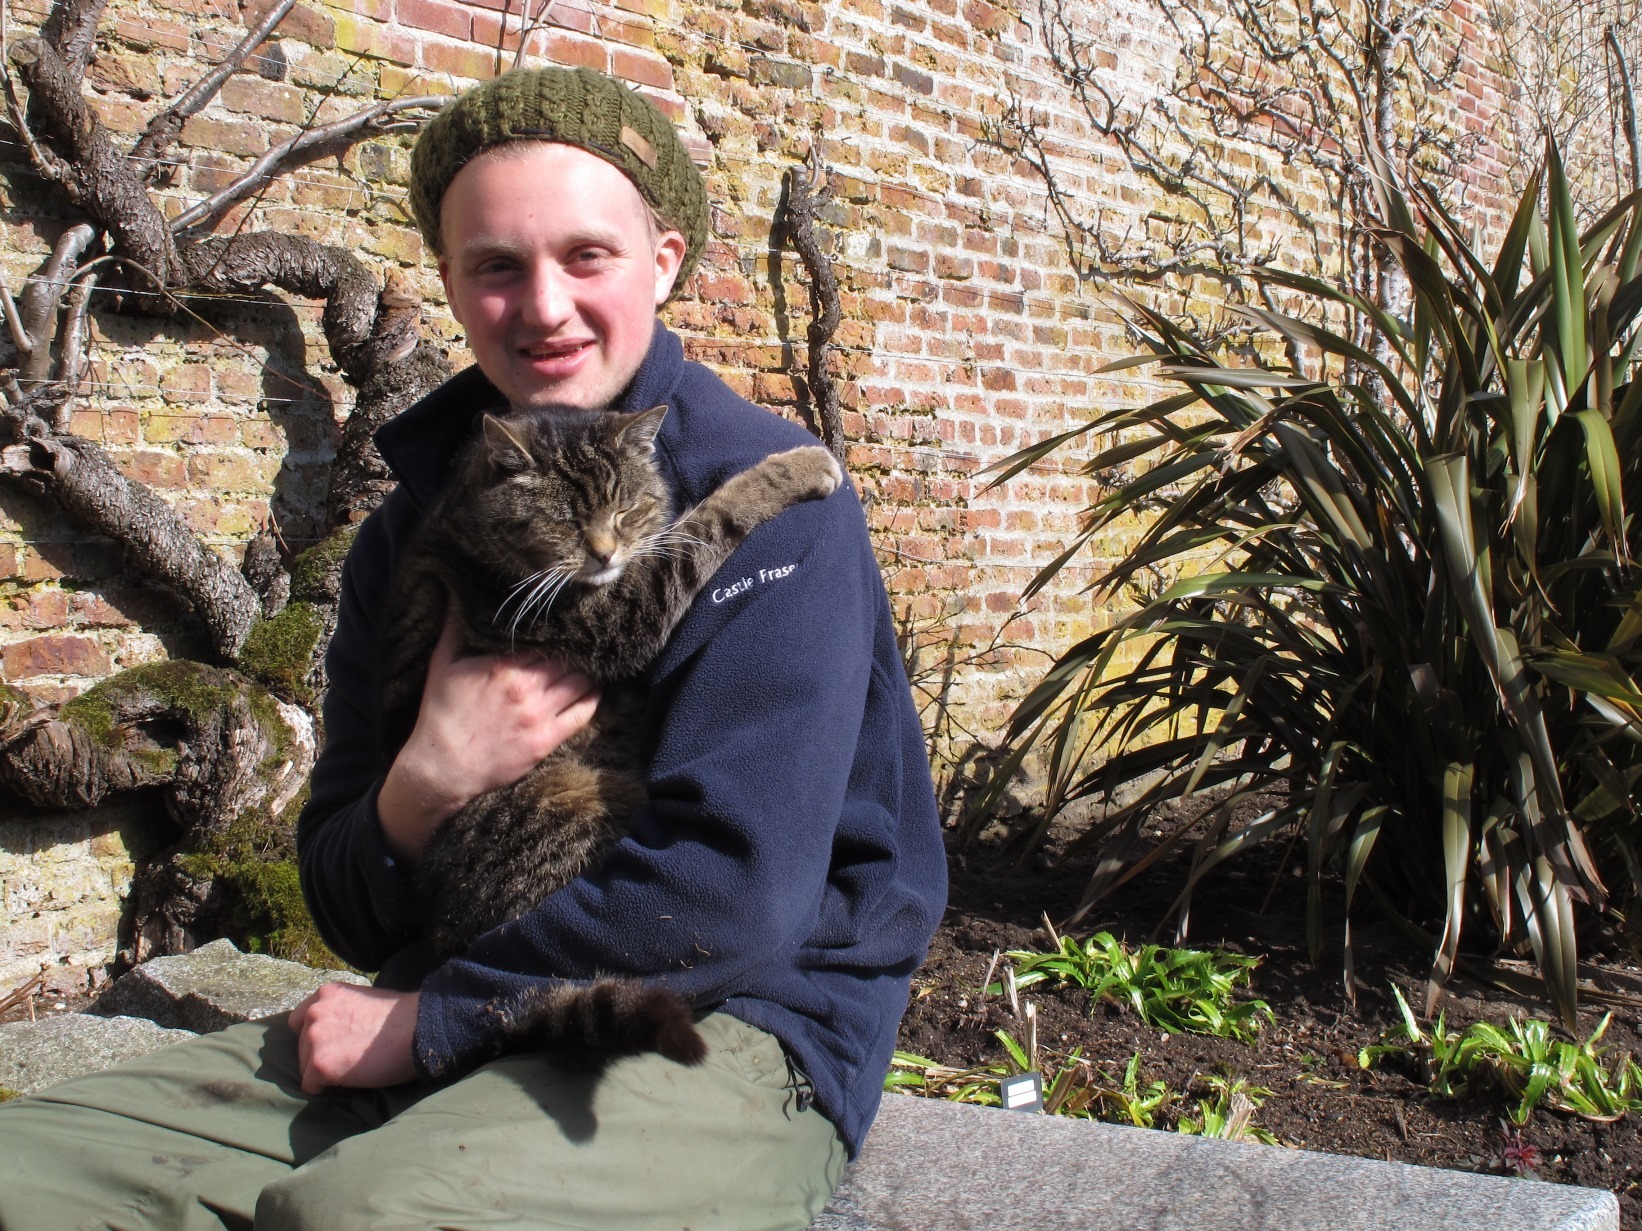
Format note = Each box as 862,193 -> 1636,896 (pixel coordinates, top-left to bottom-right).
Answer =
521,263 -> 572,328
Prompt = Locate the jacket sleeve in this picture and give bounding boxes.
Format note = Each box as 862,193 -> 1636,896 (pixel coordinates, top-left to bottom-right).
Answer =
295,502 -> 428,970
411,489 -> 888,1078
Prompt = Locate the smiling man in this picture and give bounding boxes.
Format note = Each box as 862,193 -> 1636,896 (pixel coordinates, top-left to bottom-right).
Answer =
0,66 -> 946,1230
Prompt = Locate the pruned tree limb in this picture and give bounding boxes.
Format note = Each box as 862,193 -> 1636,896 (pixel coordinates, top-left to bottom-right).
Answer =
179,233 -> 381,379
9,36 -> 181,287
37,0 -> 105,75
782,144 -> 845,462
0,433 -> 264,656
16,221 -> 94,382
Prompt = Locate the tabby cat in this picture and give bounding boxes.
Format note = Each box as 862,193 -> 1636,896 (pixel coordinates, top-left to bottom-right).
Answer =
381,403 -> 841,1066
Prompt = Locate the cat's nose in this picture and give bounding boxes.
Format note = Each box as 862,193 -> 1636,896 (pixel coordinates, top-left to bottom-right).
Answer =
585,535 -> 616,565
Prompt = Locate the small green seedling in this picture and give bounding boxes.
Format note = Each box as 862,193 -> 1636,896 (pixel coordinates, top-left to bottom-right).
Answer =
1176,1074 -> 1279,1144
1359,984 -> 1642,1125
994,931 -> 1273,1041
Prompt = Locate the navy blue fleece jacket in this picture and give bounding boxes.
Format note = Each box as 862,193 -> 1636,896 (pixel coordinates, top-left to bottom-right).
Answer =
296,322 -> 947,1156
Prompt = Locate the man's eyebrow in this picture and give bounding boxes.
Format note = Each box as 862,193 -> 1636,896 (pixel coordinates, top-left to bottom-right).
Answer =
454,236 -> 527,261
455,225 -> 635,260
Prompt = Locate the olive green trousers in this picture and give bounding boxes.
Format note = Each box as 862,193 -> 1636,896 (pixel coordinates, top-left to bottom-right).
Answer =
0,1011 -> 845,1231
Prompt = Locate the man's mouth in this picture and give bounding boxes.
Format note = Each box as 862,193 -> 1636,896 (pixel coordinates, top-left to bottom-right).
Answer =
522,339 -> 593,360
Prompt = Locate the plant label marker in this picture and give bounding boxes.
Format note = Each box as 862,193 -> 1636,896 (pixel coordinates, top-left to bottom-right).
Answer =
998,1072 -> 1044,1113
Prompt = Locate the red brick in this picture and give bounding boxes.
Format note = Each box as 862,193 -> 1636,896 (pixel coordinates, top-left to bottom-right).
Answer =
242,0 -> 336,47
397,0 -> 473,41
118,452 -> 188,488
420,38 -> 502,80
2,635 -> 110,680
109,16 -> 190,52
0,588 -> 69,629
158,364 -> 213,404
610,46 -> 672,90
186,454 -> 281,490
218,76 -> 306,126
540,31 -> 609,72
179,115 -> 270,158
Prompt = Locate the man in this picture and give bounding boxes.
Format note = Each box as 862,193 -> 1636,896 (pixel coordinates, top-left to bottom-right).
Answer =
0,66 -> 946,1230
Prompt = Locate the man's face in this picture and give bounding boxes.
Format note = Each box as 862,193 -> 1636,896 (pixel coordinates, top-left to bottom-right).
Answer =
438,142 -> 687,412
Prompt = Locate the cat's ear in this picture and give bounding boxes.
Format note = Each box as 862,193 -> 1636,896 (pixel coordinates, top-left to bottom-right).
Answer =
481,414 -> 533,475
616,404 -> 668,455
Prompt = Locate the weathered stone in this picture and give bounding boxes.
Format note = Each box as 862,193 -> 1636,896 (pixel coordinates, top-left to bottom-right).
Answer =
0,797 -> 165,990
91,938 -> 367,1032
0,1013 -> 193,1096
814,1096 -> 1619,1231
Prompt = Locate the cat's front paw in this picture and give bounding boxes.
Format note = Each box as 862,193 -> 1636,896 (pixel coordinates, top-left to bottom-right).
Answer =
767,445 -> 843,502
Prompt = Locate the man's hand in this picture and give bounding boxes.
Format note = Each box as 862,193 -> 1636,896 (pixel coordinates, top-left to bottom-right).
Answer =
377,614 -> 600,858
288,983 -> 422,1094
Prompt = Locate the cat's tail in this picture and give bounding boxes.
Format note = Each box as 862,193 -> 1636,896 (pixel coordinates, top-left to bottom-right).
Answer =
502,977 -> 709,1067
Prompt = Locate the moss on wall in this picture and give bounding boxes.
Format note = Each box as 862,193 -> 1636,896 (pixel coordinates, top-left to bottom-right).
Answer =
237,602 -> 325,707
288,526 -> 358,603
175,787 -> 347,970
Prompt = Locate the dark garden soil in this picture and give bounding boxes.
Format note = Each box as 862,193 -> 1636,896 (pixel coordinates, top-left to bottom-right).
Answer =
899,817 -> 1642,1229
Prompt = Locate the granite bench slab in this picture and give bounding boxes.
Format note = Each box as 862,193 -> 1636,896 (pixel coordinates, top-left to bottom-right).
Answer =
816,1095 -> 1619,1231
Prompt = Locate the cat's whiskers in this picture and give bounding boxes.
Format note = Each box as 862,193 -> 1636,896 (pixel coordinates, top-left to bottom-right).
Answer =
520,569 -> 578,630
633,529 -> 706,562
500,565 -> 576,646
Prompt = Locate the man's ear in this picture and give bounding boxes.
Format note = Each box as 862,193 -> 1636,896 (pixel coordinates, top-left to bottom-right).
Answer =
481,414 -> 533,473
618,404 -> 668,454
652,230 -> 688,305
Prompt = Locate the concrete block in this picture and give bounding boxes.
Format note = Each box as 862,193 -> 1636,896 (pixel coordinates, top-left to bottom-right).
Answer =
815,1095 -> 1618,1231
0,1014 -> 193,1097
91,938 -> 368,1033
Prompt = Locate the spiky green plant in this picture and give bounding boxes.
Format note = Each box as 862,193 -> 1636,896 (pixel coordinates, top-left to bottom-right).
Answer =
998,932 -> 1272,1041
971,141 -> 1642,1024
1360,984 -> 1642,1124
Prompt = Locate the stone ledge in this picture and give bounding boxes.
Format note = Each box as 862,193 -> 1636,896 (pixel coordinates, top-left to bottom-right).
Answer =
90,938 -> 368,1032
816,1096 -> 1618,1231
0,1014 -> 193,1097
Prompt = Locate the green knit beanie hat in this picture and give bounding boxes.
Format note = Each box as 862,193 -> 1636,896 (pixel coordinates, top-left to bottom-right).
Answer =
411,67 -> 708,295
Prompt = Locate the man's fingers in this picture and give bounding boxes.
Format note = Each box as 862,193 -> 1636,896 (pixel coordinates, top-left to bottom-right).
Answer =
545,667 -> 598,714
295,1013 -> 324,1095
559,686 -> 601,730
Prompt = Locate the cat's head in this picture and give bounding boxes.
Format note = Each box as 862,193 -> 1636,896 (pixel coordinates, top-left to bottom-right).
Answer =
455,404 -> 672,591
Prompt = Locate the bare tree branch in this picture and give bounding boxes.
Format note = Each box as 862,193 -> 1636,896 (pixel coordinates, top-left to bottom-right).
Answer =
1609,24 -> 1641,195
56,268 -> 98,420
128,0 -> 301,182
15,221 -> 94,381
171,95 -> 450,233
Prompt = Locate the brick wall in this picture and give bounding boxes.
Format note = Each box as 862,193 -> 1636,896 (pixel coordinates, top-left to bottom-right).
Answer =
0,0 -> 1532,781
